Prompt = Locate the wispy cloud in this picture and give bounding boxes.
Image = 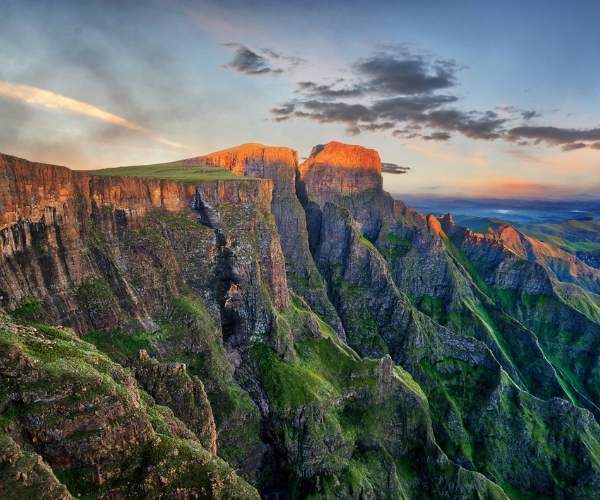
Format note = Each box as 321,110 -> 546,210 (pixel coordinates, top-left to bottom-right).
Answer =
0,81 -> 185,150
222,43 -> 304,76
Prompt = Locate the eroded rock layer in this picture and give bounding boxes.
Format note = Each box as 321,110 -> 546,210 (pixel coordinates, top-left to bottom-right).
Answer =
1,143 -> 600,499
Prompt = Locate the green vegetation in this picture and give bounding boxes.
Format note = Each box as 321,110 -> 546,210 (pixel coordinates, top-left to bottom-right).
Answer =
554,282 -> 600,324
519,219 -> 600,253
75,277 -> 116,317
82,329 -> 155,365
87,163 -> 241,183
359,235 -> 377,252
381,232 -> 412,259
0,317 -> 258,499
82,292 -> 261,471
11,297 -> 46,322
415,295 -> 446,323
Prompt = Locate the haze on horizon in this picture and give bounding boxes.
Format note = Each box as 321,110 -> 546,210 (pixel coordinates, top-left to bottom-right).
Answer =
1,0 -> 599,200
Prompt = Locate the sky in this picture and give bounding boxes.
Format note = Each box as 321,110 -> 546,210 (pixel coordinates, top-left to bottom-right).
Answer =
1,0 -> 600,199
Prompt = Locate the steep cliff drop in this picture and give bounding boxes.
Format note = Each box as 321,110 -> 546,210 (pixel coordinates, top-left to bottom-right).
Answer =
1,143 -> 600,499
187,143 -> 347,339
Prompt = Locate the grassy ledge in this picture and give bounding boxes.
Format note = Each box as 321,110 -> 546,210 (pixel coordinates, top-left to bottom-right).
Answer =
85,163 -> 242,183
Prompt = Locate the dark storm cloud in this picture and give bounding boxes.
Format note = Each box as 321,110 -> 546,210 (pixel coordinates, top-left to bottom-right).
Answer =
224,43 -> 282,75
508,126 -> 600,145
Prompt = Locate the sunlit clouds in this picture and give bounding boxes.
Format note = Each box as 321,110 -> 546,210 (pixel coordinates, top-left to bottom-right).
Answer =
0,81 -> 185,150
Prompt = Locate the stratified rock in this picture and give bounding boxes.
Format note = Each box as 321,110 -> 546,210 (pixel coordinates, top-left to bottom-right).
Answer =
0,315 -> 258,499
194,143 -> 346,339
299,141 -> 383,199
131,350 -> 218,455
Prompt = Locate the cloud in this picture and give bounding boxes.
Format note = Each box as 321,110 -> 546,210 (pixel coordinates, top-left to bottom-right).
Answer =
561,142 -> 587,152
423,131 -> 451,141
296,81 -> 364,99
294,51 -> 458,100
260,48 -> 305,67
508,126 -> 600,145
264,45 -> 599,153
421,109 -> 505,140
382,162 -> 410,174
521,110 -> 540,120
371,94 -> 458,120
295,100 -> 375,125
223,43 -> 282,75
355,53 -> 457,95
270,102 -> 295,121
0,81 -> 185,149
224,43 -> 304,76
270,47 -> 507,142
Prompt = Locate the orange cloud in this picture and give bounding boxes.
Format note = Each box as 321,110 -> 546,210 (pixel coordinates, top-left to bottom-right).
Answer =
0,81 -> 185,150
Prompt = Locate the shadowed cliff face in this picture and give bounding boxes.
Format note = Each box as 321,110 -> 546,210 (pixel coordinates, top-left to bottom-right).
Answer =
2,143 -> 600,499
0,153 -> 288,335
192,143 -> 347,339
294,141 -> 600,497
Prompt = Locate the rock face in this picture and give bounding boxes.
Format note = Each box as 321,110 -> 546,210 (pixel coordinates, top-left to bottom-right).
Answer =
2,144 -> 600,499
192,143 -> 347,338
0,153 -> 287,332
0,315 -> 258,499
131,350 -> 218,455
492,223 -> 600,294
198,143 -> 297,194
299,141 -> 383,199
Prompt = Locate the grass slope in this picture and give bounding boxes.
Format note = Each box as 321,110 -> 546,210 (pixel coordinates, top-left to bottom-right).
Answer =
86,163 -> 241,183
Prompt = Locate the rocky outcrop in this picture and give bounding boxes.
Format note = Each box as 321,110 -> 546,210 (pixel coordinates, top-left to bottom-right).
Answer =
198,143 -> 297,194
0,152 -> 288,332
0,315 -> 258,498
492,224 -> 600,294
299,141 -> 383,198
0,434 -> 72,500
131,350 -> 218,455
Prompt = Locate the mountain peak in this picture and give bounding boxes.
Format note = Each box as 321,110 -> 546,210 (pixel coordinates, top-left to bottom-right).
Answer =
299,141 -> 383,199
303,141 -> 382,172
197,143 -> 298,176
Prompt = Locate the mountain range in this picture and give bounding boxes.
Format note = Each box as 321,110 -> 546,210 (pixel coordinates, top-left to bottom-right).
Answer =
1,141 -> 599,499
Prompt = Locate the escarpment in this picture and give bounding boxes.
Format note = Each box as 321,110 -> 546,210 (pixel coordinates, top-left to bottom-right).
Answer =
192,143 -> 346,338
2,143 -> 600,499
0,153 -> 287,334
